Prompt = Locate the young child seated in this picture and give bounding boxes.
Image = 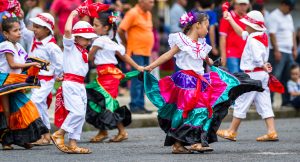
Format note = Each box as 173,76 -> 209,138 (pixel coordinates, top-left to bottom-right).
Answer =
287,64 -> 300,110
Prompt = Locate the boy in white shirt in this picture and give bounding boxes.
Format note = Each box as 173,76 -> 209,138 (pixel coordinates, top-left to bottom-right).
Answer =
50,10 -> 97,154
20,12 -> 63,145
217,10 -> 278,142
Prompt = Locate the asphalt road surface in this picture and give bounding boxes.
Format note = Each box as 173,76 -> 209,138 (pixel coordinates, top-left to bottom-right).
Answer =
1,118 -> 300,162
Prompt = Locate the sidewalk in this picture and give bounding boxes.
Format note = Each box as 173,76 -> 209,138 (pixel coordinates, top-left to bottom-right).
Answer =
49,93 -> 300,131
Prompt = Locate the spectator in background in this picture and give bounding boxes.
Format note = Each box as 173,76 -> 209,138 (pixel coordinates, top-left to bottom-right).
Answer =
170,0 -> 187,72
21,0 -> 43,51
195,0 -> 219,58
267,0 -> 297,106
287,64 -> 300,110
169,0 -> 187,33
24,0 -> 43,27
50,0 -> 82,39
219,0 -> 249,73
118,0 -> 154,114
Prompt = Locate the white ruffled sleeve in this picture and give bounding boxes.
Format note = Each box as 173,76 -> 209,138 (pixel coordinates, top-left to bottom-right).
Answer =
92,36 -> 126,55
168,32 -> 211,60
0,41 -> 15,55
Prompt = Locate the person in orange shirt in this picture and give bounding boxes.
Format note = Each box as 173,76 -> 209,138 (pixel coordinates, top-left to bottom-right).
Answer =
118,0 -> 154,114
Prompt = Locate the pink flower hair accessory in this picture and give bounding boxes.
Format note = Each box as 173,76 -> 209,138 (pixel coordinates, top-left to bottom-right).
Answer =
180,12 -> 195,26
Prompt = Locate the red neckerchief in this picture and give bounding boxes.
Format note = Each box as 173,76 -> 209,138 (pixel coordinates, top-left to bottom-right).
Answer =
31,37 -> 56,52
74,43 -> 88,63
253,33 -> 268,47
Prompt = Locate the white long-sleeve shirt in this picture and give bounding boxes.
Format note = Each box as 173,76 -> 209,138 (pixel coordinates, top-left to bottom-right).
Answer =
20,21 -> 63,78
240,31 -> 269,71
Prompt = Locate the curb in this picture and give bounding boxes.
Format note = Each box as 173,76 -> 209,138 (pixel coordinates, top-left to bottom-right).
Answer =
50,107 -> 300,132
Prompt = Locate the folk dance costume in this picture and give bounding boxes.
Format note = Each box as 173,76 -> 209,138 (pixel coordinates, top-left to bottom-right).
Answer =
0,41 -> 48,148
231,14 -> 274,120
20,13 -> 63,130
60,21 -> 98,141
86,35 -> 132,131
143,32 -> 263,147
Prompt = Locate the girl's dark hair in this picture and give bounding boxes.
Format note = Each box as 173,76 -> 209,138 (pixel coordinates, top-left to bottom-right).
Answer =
182,10 -> 209,34
97,11 -> 117,42
1,16 -> 20,32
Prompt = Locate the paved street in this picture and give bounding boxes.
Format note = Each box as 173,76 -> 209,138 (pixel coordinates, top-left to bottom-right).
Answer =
1,118 -> 300,162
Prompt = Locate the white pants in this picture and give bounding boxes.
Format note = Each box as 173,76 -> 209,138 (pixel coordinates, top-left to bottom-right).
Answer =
233,71 -> 274,119
61,81 -> 87,140
31,79 -> 55,130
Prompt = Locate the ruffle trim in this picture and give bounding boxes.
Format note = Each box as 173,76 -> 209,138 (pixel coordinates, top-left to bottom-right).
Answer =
93,36 -> 125,55
168,32 -> 212,60
0,117 -> 48,146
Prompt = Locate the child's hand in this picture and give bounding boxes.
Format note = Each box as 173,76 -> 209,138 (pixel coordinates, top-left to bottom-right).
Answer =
205,57 -> 214,66
137,66 -> 144,72
223,11 -> 233,21
263,62 -> 272,73
71,10 -> 79,16
144,66 -> 153,72
31,62 -> 41,68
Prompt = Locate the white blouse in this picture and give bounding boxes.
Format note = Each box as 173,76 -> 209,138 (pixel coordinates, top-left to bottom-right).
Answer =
0,41 -> 27,74
92,35 -> 125,65
168,32 -> 212,74
240,31 -> 269,71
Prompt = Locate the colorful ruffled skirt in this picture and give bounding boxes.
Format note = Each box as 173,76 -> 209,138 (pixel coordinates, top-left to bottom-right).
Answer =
86,64 -> 139,130
0,67 -> 48,147
144,66 -> 263,146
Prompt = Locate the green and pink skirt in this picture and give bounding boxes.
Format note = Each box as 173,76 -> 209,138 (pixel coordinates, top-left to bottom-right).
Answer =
144,66 -> 263,146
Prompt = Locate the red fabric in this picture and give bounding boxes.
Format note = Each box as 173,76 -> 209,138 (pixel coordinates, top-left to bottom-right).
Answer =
72,27 -> 95,34
96,64 -> 124,98
76,0 -> 110,18
244,67 -> 264,73
222,2 -> 230,12
47,93 -> 52,109
181,70 -> 213,119
36,14 -> 54,29
74,43 -> 88,63
0,0 -> 21,16
54,86 -> 69,128
37,75 -> 54,81
31,37 -> 56,52
243,15 -> 265,28
30,38 -> 42,52
219,11 -> 246,58
268,74 -> 285,94
63,73 -> 85,84
253,33 -> 268,47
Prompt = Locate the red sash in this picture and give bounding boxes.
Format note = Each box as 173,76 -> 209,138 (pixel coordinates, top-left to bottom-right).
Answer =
63,73 -> 85,84
181,70 -> 213,119
253,33 -> 268,47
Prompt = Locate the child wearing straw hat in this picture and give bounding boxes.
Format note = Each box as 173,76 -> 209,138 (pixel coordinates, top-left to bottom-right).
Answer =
50,10 -> 98,154
19,11 -> 63,146
217,10 -> 279,142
